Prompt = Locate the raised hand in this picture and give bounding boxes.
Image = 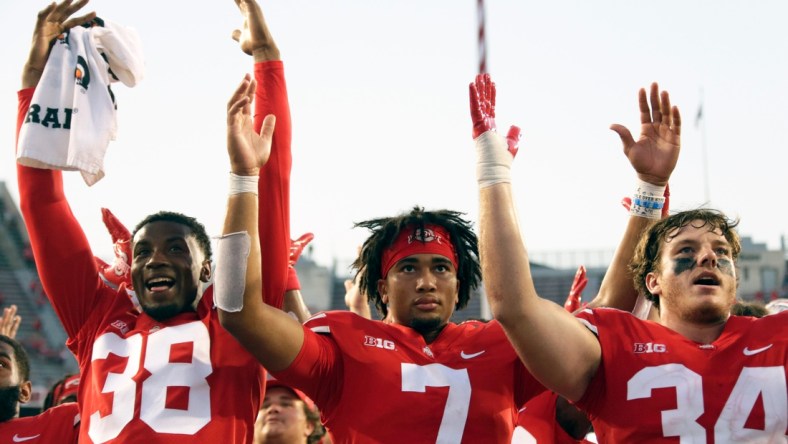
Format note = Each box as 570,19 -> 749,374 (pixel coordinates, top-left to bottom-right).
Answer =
469,74 -> 521,187
288,233 -> 314,267
610,83 -> 681,186
469,74 -> 520,157
23,0 -> 96,88
0,305 -> 21,339
226,74 -> 275,176
231,0 -> 279,60
563,266 -> 588,313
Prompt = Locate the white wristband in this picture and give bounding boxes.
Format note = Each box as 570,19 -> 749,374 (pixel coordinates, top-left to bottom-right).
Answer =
630,179 -> 666,220
475,130 -> 513,188
229,173 -> 259,195
213,231 -> 251,313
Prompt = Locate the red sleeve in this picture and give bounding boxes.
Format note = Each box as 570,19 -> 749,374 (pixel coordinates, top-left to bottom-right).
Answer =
254,61 -> 291,310
272,323 -> 343,413
16,88 -> 104,338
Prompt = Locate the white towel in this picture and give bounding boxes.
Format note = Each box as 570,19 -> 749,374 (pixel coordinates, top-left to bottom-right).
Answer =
17,20 -> 144,186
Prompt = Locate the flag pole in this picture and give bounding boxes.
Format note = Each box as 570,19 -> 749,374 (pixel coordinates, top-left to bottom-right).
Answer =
698,88 -> 710,203
477,0 -> 486,74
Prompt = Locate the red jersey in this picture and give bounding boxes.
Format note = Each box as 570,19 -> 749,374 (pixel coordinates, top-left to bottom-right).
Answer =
0,403 -> 79,444
15,62 -> 292,443
514,391 -> 591,444
274,312 -> 544,443
575,308 -> 788,443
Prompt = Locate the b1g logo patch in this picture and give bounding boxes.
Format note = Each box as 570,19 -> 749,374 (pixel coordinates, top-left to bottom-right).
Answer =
364,336 -> 396,351
633,342 -> 667,354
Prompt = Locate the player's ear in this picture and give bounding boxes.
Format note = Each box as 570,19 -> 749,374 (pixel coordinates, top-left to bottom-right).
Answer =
303,418 -> 316,439
200,260 -> 212,283
18,380 -> 32,404
377,279 -> 388,304
645,272 -> 661,296
454,279 -> 460,305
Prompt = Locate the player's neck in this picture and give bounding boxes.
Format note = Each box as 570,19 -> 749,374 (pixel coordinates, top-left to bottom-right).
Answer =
659,313 -> 728,345
421,323 -> 450,344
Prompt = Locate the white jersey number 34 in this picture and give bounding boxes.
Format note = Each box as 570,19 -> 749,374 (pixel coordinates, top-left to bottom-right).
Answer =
628,364 -> 787,442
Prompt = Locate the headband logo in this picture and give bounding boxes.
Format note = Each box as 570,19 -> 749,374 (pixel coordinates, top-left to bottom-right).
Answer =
408,228 -> 442,245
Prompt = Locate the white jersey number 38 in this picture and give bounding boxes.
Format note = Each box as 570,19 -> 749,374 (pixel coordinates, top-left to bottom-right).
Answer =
88,322 -> 213,443
628,364 -> 787,442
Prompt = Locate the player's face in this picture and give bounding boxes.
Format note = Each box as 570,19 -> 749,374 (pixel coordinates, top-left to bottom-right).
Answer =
378,254 -> 459,338
647,221 -> 736,325
0,342 -> 23,421
131,221 -> 211,321
254,387 -> 313,444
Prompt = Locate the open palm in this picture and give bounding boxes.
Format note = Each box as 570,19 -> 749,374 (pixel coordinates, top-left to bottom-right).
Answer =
227,75 -> 275,176
611,83 -> 681,186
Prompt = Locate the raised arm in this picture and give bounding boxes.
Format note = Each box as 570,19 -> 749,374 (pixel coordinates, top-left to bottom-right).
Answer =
589,84 -> 680,311
475,76 -> 681,401
217,75 -> 304,371
233,0 -> 292,311
473,73 -> 601,401
17,0 -> 107,338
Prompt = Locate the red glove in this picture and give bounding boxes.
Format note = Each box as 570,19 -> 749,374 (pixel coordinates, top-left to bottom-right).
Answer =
288,232 -> 315,268
563,265 -> 588,313
286,232 -> 315,291
469,73 -> 521,157
95,208 -> 132,289
621,183 -> 670,218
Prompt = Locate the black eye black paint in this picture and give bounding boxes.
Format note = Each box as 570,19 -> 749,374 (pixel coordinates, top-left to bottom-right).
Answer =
717,259 -> 734,277
673,258 -> 696,275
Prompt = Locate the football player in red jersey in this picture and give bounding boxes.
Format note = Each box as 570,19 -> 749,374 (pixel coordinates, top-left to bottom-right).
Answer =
15,0 -> 296,442
217,75 -> 643,444
475,73 -> 788,442
219,81 -> 544,440
0,335 -> 80,444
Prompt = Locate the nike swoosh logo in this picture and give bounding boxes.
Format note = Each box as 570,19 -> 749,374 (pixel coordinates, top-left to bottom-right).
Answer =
460,350 -> 486,359
13,434 -> 41,443
743,344 -> 773,356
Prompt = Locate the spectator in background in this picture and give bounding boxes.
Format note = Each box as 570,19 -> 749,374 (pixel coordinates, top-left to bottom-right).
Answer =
766,298 -> 788,315
254,378 -> 325,444
0,334 -> 79,443
730,300 -> 768,318
42,374 -> 80,411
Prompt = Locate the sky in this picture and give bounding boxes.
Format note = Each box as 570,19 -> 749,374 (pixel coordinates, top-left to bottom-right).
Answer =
1,0 -> 787,274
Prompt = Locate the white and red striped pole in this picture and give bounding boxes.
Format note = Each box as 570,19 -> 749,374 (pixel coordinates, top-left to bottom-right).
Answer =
477,0 -> 487,74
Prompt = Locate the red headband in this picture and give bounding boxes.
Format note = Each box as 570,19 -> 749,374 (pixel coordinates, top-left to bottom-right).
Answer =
381,224 -> 458,277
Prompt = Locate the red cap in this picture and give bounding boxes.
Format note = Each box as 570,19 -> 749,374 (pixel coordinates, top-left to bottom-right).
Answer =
265,377 -> 316,412
52,374 -> 80,405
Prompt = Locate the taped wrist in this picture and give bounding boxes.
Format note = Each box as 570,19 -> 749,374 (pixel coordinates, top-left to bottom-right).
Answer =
213,231 -> 251,312
475,130 -> 513,188
229,173 -> 259,195
629,179 -> 667,220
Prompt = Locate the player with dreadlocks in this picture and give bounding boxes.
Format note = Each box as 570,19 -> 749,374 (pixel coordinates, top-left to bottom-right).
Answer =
353,207 -> 480,326
218,195 -> 550,442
